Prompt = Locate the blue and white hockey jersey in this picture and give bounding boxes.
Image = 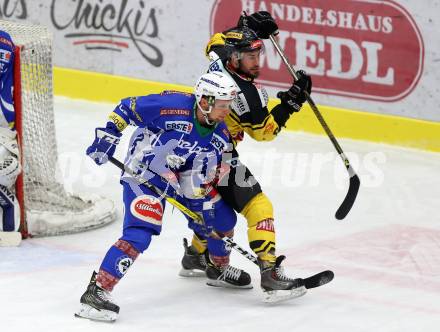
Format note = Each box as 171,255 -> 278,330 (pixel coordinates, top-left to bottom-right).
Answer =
109,91 -> 231,198
0,30 -> 15,129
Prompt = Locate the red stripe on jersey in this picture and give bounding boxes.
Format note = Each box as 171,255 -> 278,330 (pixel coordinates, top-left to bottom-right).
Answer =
96,269 -> 120,292
114,240 -> 140,260
210,254 -> 230,268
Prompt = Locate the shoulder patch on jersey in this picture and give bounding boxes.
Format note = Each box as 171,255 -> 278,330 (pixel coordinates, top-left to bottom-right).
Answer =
160,109 -> 191,116
211,133 -> 228,153
130,195 -> 163,225
165,121 -> 193,134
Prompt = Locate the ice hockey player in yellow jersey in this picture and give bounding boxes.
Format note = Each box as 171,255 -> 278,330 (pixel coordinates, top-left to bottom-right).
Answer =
180,11 -> 313,300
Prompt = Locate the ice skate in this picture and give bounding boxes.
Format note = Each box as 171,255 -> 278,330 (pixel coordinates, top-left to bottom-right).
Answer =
206,257 -> 253,289
75,271 -> 120,322
178,238 -> 208,277
259,255 -> 307,303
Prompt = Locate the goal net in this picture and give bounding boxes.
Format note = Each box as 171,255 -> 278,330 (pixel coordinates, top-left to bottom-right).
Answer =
0,20 -> 116,237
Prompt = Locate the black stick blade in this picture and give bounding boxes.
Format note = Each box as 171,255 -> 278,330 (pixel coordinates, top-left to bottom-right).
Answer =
335,174 -> 360,220
303,270 -> 334,289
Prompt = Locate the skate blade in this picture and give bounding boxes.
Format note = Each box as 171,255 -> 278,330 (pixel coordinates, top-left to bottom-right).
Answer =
178,268 -> 206,277
262,286 -> 307,303
75,303 -> 118,322
206,279 -> 253,290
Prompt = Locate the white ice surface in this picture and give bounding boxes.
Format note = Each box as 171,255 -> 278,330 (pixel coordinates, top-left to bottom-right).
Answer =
1,97 -> 440,332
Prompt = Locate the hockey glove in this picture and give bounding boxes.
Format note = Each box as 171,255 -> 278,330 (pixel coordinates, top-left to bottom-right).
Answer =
86,122 -> 121,165
238,11 -> 279,39
277,70 -> 312,113
205,33 -> 226,57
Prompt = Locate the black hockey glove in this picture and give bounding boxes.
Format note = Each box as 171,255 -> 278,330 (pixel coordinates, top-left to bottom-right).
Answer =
277,70 -> 312,113
238,11 -> 279,39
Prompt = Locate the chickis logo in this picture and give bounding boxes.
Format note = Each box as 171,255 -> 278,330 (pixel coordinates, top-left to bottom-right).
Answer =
0,0 -> 27,20
130,195 -> 163,225
211,0 -> 424,101
50,0 -> 162,66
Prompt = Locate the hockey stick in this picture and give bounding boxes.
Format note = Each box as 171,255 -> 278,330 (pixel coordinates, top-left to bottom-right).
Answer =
268,35 -> 360,220
108,157 -> 334,292
108,156 -> 259,265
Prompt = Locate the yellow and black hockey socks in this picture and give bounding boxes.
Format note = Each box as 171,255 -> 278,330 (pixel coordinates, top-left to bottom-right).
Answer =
241,193 -> 277,264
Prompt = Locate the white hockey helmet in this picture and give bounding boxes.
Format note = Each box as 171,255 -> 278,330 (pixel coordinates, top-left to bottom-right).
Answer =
194,71 -> 237,104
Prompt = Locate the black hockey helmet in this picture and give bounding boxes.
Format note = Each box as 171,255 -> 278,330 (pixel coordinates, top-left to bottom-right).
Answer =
224,26 -> 263,56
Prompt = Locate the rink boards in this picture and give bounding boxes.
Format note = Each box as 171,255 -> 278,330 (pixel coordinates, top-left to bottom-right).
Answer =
53,67 -> 440,153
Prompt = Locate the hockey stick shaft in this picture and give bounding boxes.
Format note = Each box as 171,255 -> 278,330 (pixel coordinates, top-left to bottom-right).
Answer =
108,156 -> 259,265
268,35 -> 353,168
269,35 -> 360,220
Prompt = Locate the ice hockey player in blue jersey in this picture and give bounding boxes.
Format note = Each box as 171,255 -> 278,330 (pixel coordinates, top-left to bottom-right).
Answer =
75,71 -> 252,322
0,29 -> 21,243
0,30 -> 15,129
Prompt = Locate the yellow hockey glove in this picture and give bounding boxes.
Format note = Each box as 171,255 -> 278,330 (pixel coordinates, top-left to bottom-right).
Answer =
205,33 -> 226,58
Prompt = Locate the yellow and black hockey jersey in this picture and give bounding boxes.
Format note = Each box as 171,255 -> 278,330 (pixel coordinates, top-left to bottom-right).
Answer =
206,36 -> 294,147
